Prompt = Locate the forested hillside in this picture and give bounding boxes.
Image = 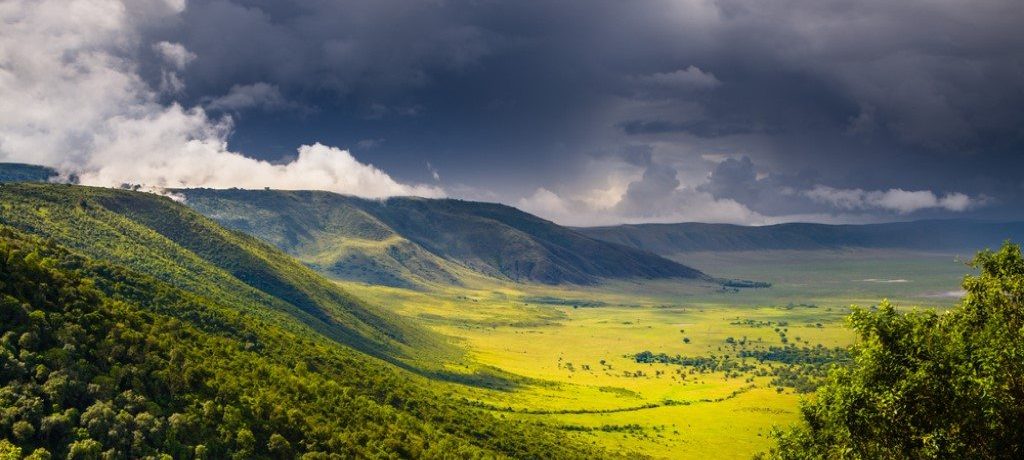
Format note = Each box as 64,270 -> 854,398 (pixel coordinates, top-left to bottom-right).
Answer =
183,188 -> 708,286
0,183 -> 433,361
0,184 -> 606,458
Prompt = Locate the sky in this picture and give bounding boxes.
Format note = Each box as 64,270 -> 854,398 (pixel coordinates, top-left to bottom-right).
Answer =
1,0 -> 1022,226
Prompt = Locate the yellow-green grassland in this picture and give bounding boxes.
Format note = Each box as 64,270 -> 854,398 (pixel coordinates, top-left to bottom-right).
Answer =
339,249 -> 970,458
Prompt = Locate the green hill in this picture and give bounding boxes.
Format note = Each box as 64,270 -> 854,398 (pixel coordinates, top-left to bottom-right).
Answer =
182,188 -> 709,286
0,183 -> 603,458
578,221 -> 1024,255
0,183 -> 430,360
182,189 -> 466,289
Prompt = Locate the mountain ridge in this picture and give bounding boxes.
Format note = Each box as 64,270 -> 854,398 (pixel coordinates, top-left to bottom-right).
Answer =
576,220 -> 1024,255
181,188 -> 709,287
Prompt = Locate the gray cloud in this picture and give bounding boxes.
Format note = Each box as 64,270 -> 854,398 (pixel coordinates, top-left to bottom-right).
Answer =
0,0 -> 443,199
154,2 -> 1024,197
5,0 -> 1023,224
698,156 -> 980,217
206,83 -> 292,112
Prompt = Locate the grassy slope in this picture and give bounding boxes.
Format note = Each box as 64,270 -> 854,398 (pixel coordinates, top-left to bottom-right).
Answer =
183,189 -> 468,289
182,188 -> 708,287
578,221 -> 1024,254
0,183 -> 445,363
355,197 -> 708,284
0,222 -> 607,458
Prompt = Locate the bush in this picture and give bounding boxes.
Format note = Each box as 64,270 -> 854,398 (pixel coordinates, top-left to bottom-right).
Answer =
763,242 -> 1024,459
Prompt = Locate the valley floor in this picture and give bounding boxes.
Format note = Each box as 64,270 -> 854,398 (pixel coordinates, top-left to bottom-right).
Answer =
338,249 -> 971,458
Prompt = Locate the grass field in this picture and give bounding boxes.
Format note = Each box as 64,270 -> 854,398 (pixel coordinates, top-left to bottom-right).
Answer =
339,249 -> 971,458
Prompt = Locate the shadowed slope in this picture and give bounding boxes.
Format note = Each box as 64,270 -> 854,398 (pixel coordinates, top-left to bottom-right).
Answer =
0,183 -> 443,361
182,188 -> 709,286
183,189 -> 466,288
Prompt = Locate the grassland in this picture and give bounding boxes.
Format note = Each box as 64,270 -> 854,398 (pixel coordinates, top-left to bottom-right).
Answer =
340,249 -> 971,458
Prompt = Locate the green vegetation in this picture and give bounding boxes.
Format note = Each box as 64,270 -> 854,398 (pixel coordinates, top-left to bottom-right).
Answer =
182,188 -> 707,286
182,188 -> 467,289
3,172 -> 1016,458
633,342 -> 848,394
339,276 -> 866,458
765,242 -> 1024,458
0,183 -> 607,458
0,183 -> 433,361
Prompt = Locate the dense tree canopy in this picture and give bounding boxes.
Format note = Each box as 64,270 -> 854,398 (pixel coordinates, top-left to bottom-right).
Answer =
765,242 -> 1024,459
0,226 -> 602,458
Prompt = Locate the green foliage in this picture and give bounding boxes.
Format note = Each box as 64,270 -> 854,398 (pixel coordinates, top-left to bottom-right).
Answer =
182,188 -> 465,288
0,183 -> 442,361
764,242 -> 1024,459
0,185 -> 607,458
182,188 -> 707,285
633,345 -> 846,393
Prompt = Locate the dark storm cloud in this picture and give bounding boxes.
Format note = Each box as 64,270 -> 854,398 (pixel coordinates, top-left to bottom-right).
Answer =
700,156 -> 823,216
138,0 -> 1024,222
620,119 -> 761,138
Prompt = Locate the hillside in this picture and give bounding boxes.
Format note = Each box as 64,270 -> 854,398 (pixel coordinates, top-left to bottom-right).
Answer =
182,188 -> 709,286
578,220 -> 1024,255
182,189 -> 467,289
0,183 -> 440,361
0,187 -> 604,458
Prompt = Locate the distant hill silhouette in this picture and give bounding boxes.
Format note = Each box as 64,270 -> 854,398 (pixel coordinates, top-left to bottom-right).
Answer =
577,221 -> 1024,255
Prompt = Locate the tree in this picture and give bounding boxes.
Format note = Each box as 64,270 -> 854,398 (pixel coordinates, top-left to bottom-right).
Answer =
66,439 -> 102,460
267,433 -> 292,459
0,440 -> 21,460
763,242 -> 1024,459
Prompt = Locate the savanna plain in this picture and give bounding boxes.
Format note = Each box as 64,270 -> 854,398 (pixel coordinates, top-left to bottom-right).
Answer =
341,249 -> 970,458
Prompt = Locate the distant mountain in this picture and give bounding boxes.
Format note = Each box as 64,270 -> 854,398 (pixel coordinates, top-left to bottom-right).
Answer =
577,220 -> 1024,255
182,188 -> 708,286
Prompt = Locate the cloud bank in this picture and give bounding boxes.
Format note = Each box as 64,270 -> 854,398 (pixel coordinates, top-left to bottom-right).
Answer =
517,154 -> 979,226
804,186 -> 973,214
0,0 -> 441,199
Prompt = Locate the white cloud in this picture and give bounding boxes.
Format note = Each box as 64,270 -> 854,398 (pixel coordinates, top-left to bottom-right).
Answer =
805,185 -> 975,214
938,192 -> 972,212
152,41 -> 195,70
638,66 -> 721,90
518,184 -> 766,227
426,162 -> 441,181
515,153 -> 978,226
0,0 -> 440,199
518,188 -> 572,221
